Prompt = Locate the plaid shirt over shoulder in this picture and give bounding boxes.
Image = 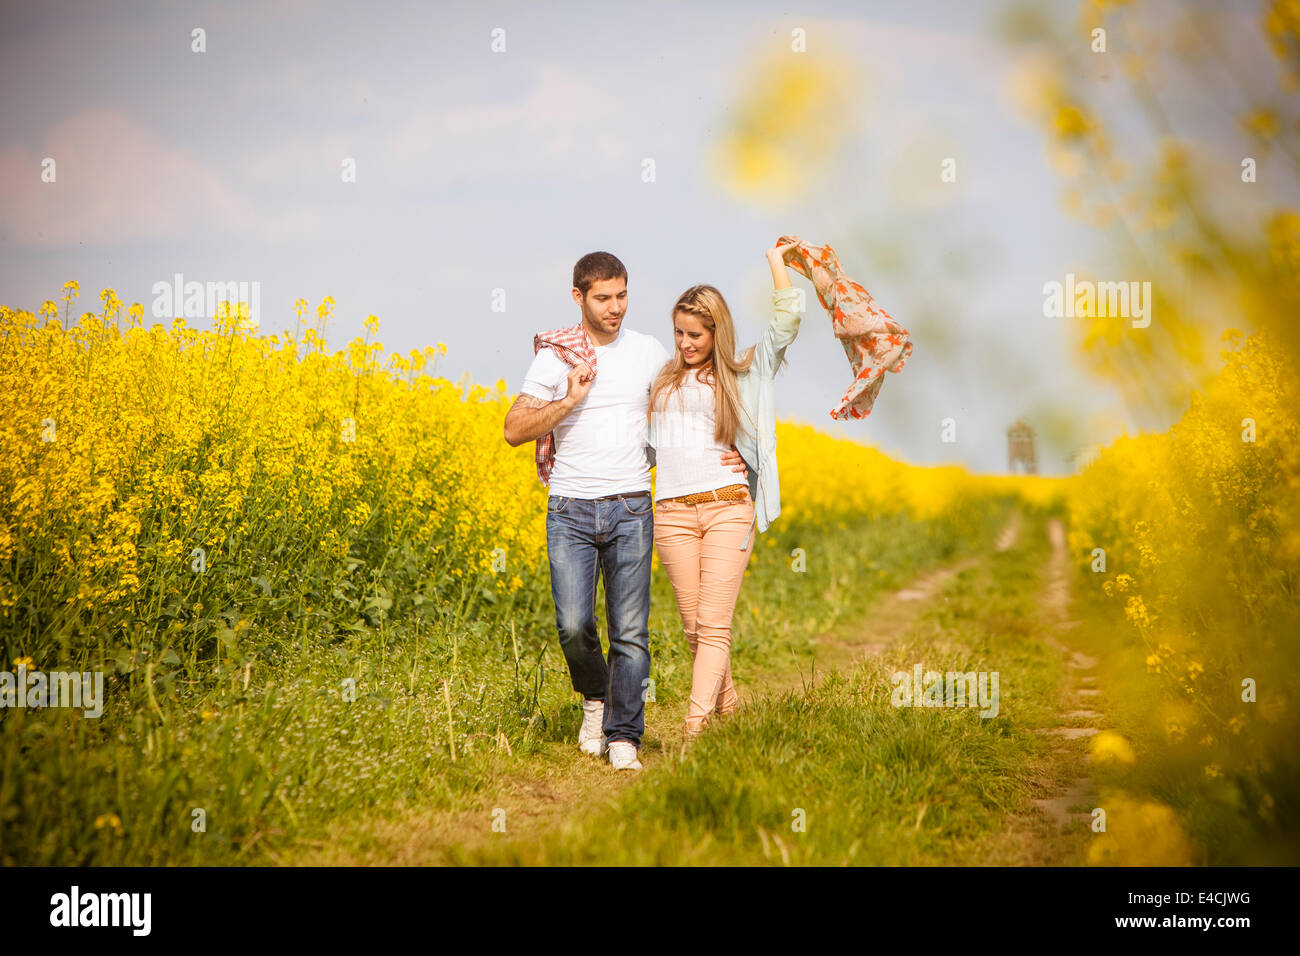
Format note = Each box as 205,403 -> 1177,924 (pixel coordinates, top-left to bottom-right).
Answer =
530,325 -> 598,487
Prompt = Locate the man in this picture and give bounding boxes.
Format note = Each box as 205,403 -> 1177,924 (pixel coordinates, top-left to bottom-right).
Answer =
503,251 -> 747,770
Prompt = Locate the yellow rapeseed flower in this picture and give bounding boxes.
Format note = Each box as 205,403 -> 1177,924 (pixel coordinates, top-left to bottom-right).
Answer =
1123,596 -> 1151,627
1086,794 -> 1199,866
1090,730 -> 1136,766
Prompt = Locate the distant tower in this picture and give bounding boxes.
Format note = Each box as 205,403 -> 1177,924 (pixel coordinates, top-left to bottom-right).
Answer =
1007,419 -> 1037,474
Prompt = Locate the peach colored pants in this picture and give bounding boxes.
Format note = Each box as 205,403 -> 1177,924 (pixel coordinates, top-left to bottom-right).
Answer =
653,490 -> 756,732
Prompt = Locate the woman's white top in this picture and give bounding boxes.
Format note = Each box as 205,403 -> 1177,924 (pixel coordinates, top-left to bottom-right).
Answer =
651,367 -> 741,501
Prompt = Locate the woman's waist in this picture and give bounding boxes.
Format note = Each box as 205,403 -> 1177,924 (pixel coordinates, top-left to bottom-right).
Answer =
654,449 -> 742,482
655,481 -> 750,505
653,453 -> 750,496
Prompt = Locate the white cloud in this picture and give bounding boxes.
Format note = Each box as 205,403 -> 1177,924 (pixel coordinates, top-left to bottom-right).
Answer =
385,64 -> 624,173
0,107 -> 323,247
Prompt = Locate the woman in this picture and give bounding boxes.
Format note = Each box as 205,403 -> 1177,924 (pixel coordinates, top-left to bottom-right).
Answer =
646,242 -> 801,742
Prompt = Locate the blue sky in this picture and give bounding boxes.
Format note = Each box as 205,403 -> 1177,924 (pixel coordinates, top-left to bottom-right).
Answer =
1,0 -> 1284,475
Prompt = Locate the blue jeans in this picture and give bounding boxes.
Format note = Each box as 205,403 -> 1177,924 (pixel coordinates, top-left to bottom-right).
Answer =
545,492 -> 653,748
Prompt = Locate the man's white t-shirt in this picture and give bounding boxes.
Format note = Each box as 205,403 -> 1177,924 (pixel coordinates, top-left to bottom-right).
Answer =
520,326 -> 670,499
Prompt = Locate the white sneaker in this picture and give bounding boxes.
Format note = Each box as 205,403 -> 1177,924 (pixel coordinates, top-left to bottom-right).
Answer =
607,740 -> 642,771
578,699 -> 607,757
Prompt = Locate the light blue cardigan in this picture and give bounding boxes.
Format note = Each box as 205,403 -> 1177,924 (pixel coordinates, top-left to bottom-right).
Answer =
646,286 -> 803,549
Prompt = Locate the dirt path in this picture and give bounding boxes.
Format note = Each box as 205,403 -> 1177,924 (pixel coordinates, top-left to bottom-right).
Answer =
280,515 -> 1021,865
1019,516 -> 1104,863
780,555 -> 982,696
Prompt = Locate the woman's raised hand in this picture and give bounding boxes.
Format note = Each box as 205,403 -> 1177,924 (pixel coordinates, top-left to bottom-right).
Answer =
766,242 -> 794,290
766,241 -> 795,264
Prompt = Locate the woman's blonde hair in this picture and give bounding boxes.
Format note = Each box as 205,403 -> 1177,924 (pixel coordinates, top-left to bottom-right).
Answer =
649,284 -> 782,446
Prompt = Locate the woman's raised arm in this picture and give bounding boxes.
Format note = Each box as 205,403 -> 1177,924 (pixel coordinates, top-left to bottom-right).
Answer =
767,242 -> 793,290
751,244 -> 801,379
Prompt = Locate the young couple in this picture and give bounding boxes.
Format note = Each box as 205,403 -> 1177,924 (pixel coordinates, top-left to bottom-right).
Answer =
502,244 -> 801,770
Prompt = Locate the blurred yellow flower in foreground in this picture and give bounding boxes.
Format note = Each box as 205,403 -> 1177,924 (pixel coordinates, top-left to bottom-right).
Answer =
1087,794 -> 1199,866
1123,595 -> 1151,627
710,51 -> 852,204
1090,730 -> 1136,766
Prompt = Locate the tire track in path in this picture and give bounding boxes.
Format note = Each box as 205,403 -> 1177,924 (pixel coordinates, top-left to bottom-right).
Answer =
1025,516 -> 1105,858
800,511 -> 1019,688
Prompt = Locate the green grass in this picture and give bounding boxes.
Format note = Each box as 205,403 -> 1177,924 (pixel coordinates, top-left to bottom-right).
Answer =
452,511 -> 1065,865
0,494 -> 1018,865
1065,575 -> 1300,866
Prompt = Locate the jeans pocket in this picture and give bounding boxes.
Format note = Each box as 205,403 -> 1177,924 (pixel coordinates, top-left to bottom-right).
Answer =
547,495 -> 570,514
622,495 -> 652,517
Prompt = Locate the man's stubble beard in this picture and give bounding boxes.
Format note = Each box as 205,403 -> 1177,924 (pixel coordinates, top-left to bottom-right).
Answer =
583,299 -> 623,338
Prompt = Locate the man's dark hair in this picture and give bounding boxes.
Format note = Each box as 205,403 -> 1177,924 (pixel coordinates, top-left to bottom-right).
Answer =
573,252 -> 628,297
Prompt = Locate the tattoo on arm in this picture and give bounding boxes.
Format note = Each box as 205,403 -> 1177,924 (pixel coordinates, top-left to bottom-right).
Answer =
512,393 -> 549,411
